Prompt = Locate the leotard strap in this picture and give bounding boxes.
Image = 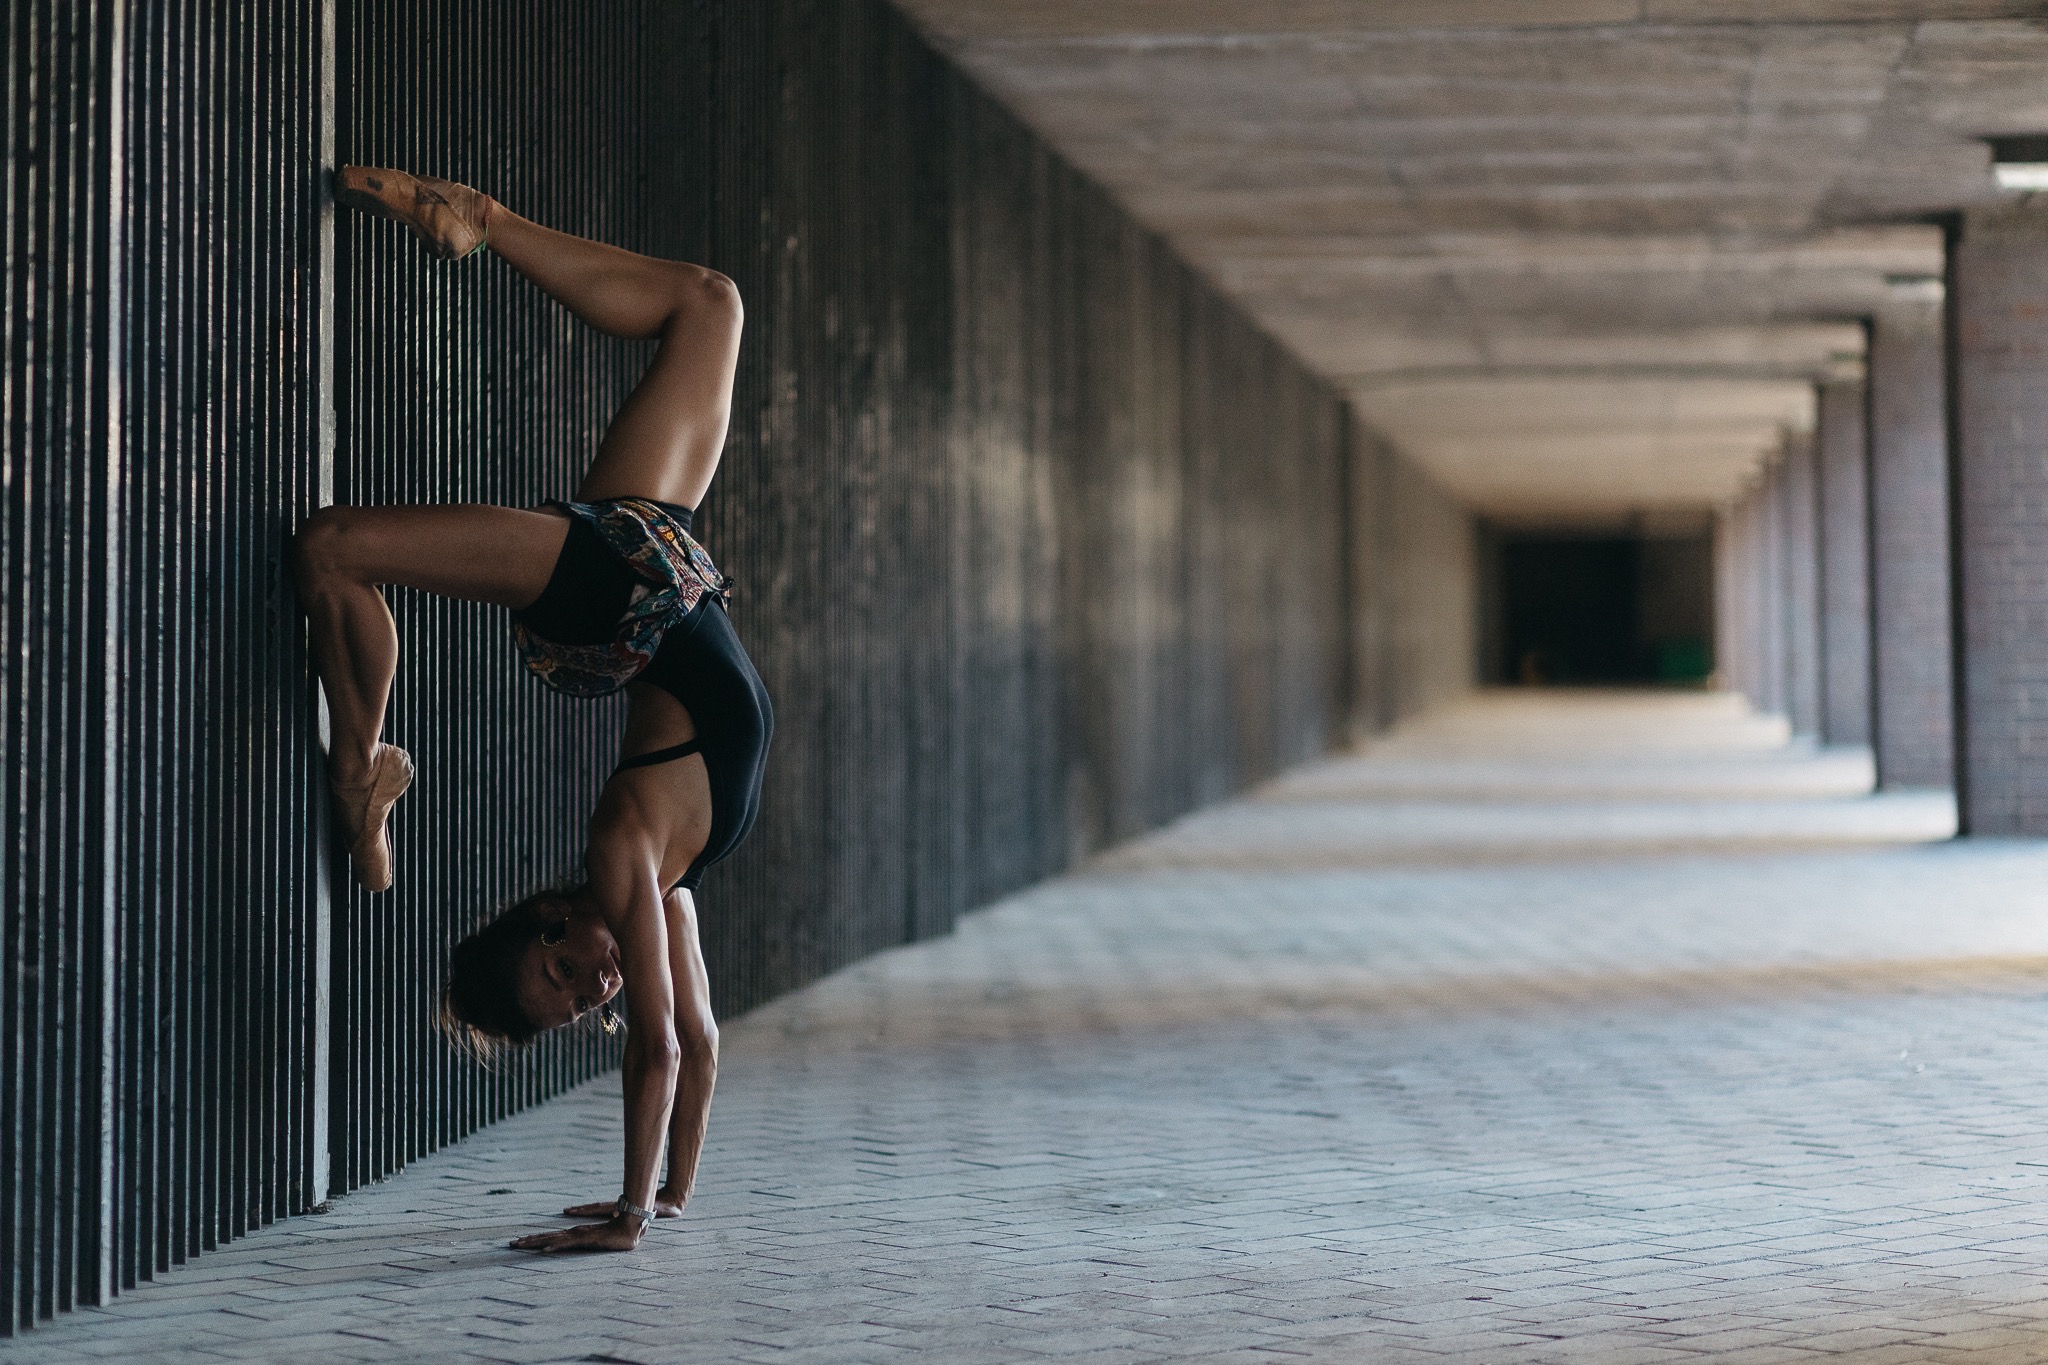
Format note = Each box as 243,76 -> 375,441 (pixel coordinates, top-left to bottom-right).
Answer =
615,739 -> 703,773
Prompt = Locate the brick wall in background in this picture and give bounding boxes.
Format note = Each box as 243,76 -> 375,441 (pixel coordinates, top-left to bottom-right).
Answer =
1867,297 -> 1954,791
1780,431 -> 1822,739
1950,199 -> 2048,833
1816,379 -> 1872,747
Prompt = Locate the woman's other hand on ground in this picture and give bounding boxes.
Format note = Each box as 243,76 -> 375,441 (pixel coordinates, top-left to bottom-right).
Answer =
560,1194 -> 684,1219
509,1218 -> 645,1253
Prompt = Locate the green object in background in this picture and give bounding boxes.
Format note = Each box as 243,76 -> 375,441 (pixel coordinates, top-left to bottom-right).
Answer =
1657,639 -> 1713,682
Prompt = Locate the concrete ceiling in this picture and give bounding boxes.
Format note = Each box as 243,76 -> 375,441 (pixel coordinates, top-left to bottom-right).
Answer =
890,0 -> 2048,520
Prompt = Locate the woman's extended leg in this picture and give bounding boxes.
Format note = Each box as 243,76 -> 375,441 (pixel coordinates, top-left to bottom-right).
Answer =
485,209 -> 743,509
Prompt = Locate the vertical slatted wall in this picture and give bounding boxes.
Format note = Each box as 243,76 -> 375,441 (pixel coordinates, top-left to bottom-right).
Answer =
4,0 -> 124,1326
115,0 -> 328,1294
3,0 -> 1369,1331
667,3 -> 1351,1000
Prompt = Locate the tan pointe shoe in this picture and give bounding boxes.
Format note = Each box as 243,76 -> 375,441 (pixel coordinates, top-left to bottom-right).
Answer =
334,165 -> 493,260
330,744 -> 414,893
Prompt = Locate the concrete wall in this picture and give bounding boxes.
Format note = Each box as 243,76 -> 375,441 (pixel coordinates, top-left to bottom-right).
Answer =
1348,418 -> 1479,730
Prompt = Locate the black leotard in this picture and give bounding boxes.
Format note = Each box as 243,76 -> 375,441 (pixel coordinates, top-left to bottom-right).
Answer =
514,500 -> 772,891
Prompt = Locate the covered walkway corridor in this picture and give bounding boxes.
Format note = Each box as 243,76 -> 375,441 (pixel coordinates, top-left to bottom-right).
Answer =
24,694 -> 2048,1363
20,0 -> 2048,1351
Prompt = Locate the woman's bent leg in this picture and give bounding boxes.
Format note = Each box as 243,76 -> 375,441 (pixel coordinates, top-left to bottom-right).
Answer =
334,172 -> 743,510
295,503 -> 569,782
486,210 -> 742,509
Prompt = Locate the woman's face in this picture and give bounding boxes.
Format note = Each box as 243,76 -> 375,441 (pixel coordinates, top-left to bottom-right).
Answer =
514,902 -> 624,1031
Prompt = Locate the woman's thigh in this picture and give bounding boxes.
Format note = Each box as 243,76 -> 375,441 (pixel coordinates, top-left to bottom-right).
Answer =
303,503 -> 570,610
573,283 -> 742,510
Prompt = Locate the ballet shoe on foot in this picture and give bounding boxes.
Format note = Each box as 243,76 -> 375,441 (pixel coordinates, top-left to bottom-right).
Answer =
330,744 -> 414,893
335,165 -> 493,260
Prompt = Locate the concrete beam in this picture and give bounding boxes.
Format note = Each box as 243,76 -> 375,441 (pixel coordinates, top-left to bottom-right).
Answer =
1353,375 -> 1814,516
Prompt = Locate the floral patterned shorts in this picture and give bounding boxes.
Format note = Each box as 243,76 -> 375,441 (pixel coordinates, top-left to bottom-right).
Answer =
510,497 -> 731,698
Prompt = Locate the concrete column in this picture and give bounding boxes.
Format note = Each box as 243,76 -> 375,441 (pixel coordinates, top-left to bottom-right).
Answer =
1758,460 -> 1788,718
1734,484 -> 1769,708
1714,502 -> 1744,697
1867,290 -> 1954,790
1815,379 -> 1871,746
1952,198 -> 2048,833
1779,432 -> 1822,737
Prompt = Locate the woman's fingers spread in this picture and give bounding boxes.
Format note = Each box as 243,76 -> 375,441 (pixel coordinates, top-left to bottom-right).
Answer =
510,1229 -> 564,1251
510,1220 -> 642,1254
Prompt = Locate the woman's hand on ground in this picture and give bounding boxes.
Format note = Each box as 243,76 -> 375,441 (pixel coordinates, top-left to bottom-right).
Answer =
510,1218 -> 644,1253
560,1194 -> 684,1219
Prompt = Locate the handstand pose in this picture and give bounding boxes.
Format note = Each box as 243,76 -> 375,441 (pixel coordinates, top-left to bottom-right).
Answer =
298,167 -> 771,1253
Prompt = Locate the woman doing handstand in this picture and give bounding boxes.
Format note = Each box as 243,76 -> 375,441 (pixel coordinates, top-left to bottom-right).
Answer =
297,166 -> 771,1253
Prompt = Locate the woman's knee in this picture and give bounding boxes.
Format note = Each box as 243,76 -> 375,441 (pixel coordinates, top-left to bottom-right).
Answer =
293,505 -> 371,588
696,268 -> 741,319
667,266 -> 742,332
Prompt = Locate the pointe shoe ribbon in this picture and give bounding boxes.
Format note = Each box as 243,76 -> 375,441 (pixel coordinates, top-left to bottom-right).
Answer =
331,744 -> 414,893
335,165 -> 493,260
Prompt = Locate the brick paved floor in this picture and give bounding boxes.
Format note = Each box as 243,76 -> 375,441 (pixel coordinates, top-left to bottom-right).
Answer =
21,691 -> 2048,1364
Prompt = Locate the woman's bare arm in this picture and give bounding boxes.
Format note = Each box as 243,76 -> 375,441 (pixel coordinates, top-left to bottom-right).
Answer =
512,810 -> 679,1253
559,887 -> 717,1222
548,686 -> 716,1232
657,888 -> 718,1209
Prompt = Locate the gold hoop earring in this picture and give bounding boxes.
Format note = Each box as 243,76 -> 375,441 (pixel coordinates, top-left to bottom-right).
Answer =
539,919 -> 568,948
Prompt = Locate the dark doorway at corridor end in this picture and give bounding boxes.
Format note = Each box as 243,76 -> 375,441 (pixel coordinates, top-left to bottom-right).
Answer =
1482,527 -> 1715,686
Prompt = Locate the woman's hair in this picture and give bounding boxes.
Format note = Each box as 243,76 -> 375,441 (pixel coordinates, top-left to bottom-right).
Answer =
439,882 -> 587,1062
